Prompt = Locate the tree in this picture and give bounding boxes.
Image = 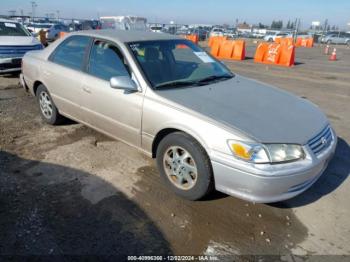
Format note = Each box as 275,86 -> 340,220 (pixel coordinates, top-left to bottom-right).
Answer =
271,20 -> 283,29
286,20 -> 291,29
258,22 -> 267,29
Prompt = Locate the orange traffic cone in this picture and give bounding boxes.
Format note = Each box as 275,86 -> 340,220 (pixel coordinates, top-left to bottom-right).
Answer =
329,48 -> 337,61
324,44 -> 330,55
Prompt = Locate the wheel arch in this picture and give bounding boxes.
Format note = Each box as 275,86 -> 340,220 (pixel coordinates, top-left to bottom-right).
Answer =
151,127 -> 209,159
33,80 -> 44,95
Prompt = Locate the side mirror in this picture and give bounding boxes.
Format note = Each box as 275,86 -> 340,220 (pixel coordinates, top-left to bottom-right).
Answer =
110,76 -> 138,91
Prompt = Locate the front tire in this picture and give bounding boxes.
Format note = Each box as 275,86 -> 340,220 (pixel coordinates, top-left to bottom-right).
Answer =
156,132 -> 214,200
36,84 -> 64,125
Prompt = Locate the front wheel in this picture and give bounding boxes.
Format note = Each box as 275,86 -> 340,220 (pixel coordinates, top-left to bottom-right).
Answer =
36,84 -> 64,125
156,132 -> 214,200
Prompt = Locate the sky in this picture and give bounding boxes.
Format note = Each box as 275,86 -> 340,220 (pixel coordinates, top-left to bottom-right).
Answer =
2,0 -> 350,29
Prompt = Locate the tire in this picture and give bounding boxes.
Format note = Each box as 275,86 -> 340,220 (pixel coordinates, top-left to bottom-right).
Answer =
327,40 -> 332,45
156,132 -> 214,200
36,84 -> 64,125
268,38 -> 273,42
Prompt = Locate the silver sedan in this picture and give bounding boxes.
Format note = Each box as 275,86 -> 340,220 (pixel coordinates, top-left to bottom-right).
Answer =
20,30 -> 337,202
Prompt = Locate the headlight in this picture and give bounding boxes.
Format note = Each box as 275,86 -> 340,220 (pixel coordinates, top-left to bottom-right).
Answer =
228,140 -> 304,164
264,144 -> 304,163
227,140 -> 269,163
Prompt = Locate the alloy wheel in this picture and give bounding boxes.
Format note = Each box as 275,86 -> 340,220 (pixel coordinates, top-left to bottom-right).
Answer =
163,146 -> 198,190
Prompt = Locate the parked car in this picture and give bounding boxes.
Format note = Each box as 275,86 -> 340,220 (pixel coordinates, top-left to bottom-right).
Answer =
46,24 -> 70,41
209,28 -> 224,37
189,28 -> 208,41
251,32 -> 265,38
320,32 -> 350,46
263,32 -> 291,42
149,26 -> 163,33
175,29 -> 189,36
224,29 -> 237,38
20,30 -> 336,202
0,19 -> 43,74
81,20 -> 101,30
25,23 -> 52,35
100,16 -> 147,31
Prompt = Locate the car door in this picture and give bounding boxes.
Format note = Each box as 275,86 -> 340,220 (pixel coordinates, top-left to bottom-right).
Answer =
44,35 -> 91,122
82,39 -> 143,147
339,33 -> 346,44
333,33 -> 342,44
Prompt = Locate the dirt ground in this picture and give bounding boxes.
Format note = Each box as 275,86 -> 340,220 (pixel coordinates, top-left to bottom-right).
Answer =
0,42 -> 349,259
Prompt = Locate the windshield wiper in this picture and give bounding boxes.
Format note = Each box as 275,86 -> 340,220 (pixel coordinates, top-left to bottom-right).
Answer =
195,74 -> 233,84
154,75 -> 233,89
155,80 -> 198,89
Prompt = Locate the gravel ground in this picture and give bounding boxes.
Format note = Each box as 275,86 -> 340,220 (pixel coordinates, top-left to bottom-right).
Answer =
0,42 -> 349,259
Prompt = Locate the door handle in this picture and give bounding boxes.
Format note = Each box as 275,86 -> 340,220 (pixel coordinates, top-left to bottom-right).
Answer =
82,86 -> 91,93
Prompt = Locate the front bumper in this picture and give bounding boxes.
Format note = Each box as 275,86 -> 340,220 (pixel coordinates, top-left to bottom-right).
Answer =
0,57 -> 22,74
210,134 -> 337,203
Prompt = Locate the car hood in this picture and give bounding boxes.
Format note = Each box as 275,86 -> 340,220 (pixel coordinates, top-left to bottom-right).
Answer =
0,36 -> 40,46
155,75 -> 328,144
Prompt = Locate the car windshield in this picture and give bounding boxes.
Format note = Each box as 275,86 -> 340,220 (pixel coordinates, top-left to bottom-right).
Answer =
129,39 -> 233,89
0,21 -> 30,36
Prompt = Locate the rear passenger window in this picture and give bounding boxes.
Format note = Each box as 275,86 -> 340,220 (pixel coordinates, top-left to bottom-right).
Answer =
87,40 -> 130,81
50,35 -> 90,70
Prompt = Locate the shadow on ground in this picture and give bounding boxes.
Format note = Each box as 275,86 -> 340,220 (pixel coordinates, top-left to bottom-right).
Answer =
0,151 -> 172,257
273,137 -> 350,208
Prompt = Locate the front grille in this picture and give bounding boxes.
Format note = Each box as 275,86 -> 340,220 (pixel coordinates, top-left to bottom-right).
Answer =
0,45 -> 42,57
307,125 -> 333,156
0,62 -> 21,70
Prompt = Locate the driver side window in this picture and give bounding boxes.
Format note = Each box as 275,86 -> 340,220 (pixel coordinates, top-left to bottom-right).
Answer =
87,40 -> 130,81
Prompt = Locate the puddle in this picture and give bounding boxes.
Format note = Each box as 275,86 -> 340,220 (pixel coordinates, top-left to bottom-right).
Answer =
132,165 -> 308,255
54,125 -> 114,147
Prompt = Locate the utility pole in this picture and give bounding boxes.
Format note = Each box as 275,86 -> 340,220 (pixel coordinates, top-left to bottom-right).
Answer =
322,19 -> 328,37
20,9 -> 24,24
31,1 -> 37,22
56,10 -> 60,22
293,18 -> 300,43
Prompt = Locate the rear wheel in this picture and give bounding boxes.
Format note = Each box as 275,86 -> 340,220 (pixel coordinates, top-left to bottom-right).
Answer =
36,84 -> 64,125
327,40 -> 332,45
156,132 -> 214,200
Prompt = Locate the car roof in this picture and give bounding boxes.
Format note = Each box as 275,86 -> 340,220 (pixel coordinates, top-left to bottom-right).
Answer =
72,29 -> 179,43
0,18 -> 19,23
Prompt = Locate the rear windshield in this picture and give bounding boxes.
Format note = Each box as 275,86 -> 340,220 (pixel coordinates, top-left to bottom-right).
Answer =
151,27 -> 162,30
0,22 -> 30,36
29,24 -> 52,29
